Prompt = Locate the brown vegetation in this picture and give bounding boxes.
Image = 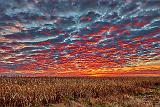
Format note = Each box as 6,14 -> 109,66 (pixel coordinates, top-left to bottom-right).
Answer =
0,77 -> 160,107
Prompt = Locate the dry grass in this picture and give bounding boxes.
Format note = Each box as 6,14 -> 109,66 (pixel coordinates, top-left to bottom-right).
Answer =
0,77 -> 160,107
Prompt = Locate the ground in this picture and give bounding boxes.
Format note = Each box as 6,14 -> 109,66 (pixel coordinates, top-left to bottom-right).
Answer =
0,77 -> 160,107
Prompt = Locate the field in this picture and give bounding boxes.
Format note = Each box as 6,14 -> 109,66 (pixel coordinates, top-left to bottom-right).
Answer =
0,77 -> 160,107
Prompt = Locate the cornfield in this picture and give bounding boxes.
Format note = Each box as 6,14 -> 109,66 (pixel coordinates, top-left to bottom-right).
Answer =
0,77 -> 160,107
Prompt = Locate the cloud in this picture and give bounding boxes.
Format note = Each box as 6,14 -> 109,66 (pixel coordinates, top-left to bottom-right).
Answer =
0,0 -> 160,76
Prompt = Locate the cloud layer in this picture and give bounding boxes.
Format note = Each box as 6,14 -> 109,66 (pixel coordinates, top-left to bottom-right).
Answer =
0,0 -> 160,76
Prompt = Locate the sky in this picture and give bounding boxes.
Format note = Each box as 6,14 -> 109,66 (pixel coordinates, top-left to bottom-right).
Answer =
0,0 -> 160,77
